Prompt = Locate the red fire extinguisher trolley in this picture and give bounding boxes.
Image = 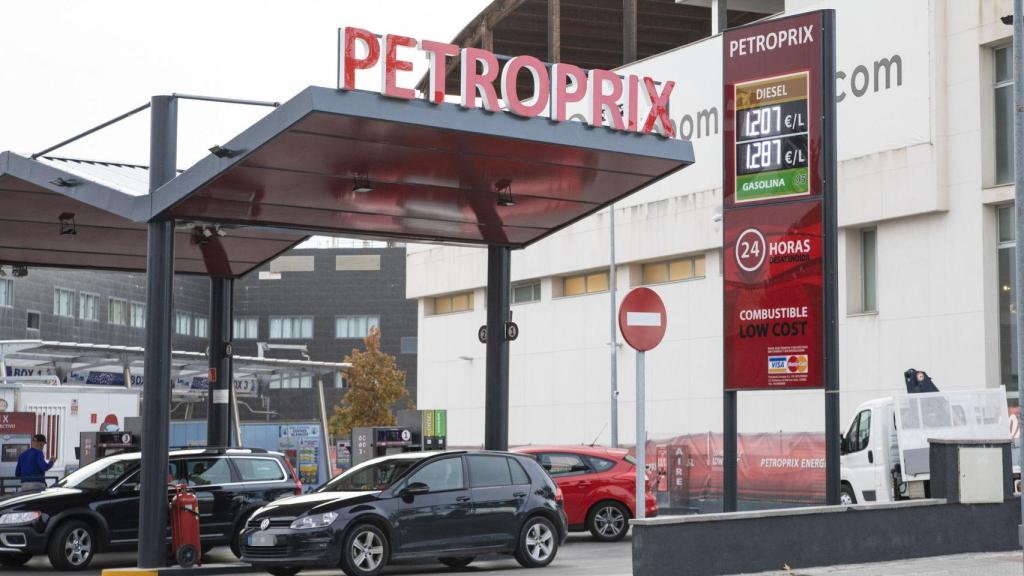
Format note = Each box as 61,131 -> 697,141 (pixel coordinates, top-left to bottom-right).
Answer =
170,483 -> 201,567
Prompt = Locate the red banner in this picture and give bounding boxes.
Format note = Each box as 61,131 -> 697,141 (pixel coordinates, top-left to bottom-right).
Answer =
0,412 -> 35,435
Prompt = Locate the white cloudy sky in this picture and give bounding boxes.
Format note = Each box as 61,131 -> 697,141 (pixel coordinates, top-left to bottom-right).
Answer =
0,0 -> 491,168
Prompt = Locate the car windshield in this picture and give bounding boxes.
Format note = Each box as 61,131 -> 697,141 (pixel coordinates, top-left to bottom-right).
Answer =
318,457 -> 422,492
56,457 -> 138,491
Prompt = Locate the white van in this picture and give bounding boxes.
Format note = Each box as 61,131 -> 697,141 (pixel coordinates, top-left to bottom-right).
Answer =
839,387 -> 1012,504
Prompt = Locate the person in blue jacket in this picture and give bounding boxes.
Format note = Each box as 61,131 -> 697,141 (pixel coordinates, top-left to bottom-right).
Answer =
15,434 -> 54,491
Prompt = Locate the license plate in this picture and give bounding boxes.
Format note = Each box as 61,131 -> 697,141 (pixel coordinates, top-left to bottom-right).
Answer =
248,532 -> 276,547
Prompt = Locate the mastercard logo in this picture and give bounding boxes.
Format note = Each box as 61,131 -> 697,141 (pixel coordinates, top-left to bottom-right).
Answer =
768,355 -> 808,374
786,355 -> 808,373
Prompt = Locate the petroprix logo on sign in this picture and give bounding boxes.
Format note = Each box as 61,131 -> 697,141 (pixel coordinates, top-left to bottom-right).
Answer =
338,26 -> 676,136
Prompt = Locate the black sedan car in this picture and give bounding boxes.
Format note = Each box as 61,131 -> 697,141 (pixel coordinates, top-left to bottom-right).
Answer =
241,450 -> 568,576
0,447 -> 300,570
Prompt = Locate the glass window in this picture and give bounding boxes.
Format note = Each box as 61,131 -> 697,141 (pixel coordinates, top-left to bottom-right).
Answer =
862,229 -> 877,312
406,457 -> 464,492
53,288 -> 75,317
512,282 -> 541,304
234,317 -> 258,339
234,458 -> 286,482
195,315 -> 208,338
269,316 -> 313,339
0,278 -> 12,307
176,312 -> 192,335
855,410 -> 871,451
563,275 -> 586,296
185,458 -> 232,486
641,256 -> 706,286
430,293 -> 474,315
999,205 -> 1018,404
109,299 -> 127,325
588,457 -> 616,472
538,453 -> 590,477
336,315 -> 380,338
269,374 -> 313,389
509,458 -> 531,485
334,372 -> 348,388
27,311 -> 40,330
130,302 -> 146,328
586,272 -> 609,292
694,255 -> 706,278
642,262 -> 668,285
78,293 -> 98,321
400,337 -> 417,354
468,455 -> 512,487
321,458 -> 419,492
451,293 -> 470,312
996,46 -> 1014,185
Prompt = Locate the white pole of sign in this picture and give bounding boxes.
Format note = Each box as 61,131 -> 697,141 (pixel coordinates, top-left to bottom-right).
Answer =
635,350 -> 646,520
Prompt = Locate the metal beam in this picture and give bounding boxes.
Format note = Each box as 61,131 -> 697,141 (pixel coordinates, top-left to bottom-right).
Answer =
207,277 -> 233,447
137,95 -> 177,569
723,390 -> 737,511
547,0 -> 561,63
484,246 -> 512,451
623,0 -> 637,64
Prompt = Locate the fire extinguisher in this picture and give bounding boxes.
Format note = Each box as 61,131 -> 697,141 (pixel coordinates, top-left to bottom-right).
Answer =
170,483 -> 202,568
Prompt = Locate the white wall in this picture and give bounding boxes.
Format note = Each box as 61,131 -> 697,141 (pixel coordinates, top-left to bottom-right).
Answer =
411,0 -> 1016,447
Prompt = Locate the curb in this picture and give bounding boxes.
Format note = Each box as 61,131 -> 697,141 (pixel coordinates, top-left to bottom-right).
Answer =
102,563 -> 255,576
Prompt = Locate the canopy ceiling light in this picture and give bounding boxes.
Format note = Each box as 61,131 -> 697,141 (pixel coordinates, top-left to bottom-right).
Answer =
352,172 -> 373,193
58,212 -> 77,236
208,145 -> 237,158
495,179 -> 515,207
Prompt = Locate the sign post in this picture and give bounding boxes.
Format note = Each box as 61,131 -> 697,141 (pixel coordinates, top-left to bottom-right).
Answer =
722,10 -> 838,509
618,287 -> 667,520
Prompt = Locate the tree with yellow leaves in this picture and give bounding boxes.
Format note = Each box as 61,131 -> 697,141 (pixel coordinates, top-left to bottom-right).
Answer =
328,326 -> 412,439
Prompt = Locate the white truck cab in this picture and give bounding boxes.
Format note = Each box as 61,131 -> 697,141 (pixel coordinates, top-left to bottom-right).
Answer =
839,387 -> 1012,504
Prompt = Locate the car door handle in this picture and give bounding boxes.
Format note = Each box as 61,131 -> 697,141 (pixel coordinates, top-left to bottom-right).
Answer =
868,450 -> 874,464
456,496 -> 471,502
513,491 -> 527,498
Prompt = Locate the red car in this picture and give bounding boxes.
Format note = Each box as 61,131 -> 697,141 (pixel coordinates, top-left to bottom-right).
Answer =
514,446 -> 657,541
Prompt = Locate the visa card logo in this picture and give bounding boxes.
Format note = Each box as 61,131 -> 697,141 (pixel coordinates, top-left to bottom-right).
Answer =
768,355 -> 808,374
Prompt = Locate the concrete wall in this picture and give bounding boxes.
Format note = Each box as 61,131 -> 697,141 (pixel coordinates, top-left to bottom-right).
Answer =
632,499 -> 1022,576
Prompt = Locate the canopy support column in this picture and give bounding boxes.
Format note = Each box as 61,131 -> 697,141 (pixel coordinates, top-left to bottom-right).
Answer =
138,95 -> 177,570
484,246 -> 511,451
207,276 -> 233,447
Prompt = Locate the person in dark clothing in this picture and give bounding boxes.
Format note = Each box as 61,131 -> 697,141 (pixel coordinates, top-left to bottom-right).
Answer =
904,368 -> 939,394
15,434 -> 54,491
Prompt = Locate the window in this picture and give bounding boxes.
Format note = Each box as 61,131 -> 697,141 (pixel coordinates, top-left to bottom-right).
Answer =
176,311 -> 192,336
269,316 -> 313,339
334,372 -> 348,389
431,292 -> 474,315
512,281 -> 541,304
561,271 -> 609,297
53,288 -> 75,317
468,455 -> 512,487
588,457 -> 616,472
995,45 -> 1014,185
406,457 -> 464,492
130,302 -> 146,328
109,298 -> 127,325
400,337 -> 418,354
509,459 -> 530,485
0,278 -> 11,307
537,453 -> 590,477
844,410 -> 871,453
641,255 -> 706,286
861,229 -> 877,312
269,374 -> 313,389
184,458 -> 233,486
234,317 -> 258,339
26,311 -> 40,330
77,293 -> 98,321
999,205 -> 1018,404
335,315 -> 380,338
195,315 -> 208,338
234,458 -> 286,482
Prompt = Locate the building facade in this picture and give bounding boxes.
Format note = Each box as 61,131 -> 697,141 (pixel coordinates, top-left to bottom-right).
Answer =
409,0 -> 1018,447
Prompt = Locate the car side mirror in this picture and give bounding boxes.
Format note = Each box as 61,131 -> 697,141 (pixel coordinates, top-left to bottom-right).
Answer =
840,435 -> 848,455
117,481 -> 140,494
401,482 -> 430,501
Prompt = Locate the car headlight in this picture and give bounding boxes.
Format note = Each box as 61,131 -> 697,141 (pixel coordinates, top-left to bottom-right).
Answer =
0,512 -> 40,525
290,511 -> 338,530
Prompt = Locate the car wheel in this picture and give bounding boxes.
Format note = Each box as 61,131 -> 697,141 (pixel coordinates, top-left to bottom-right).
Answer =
840,484 -> 857,505
340,524 -> 389,576
0,552 -> 32,567
264,568 -> 302,576
514,516 -> 558,568
439,556 -> 475,570
47,520 -> 96,571
587,501 -> 629,542
231,511 -> 254,558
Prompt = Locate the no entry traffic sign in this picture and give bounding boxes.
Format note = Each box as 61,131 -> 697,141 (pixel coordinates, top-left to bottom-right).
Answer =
618,287 -> 667,351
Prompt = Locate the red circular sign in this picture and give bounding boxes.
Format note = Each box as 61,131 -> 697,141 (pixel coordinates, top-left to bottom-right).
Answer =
618,287 -> 667,352
735,227 -> 766,272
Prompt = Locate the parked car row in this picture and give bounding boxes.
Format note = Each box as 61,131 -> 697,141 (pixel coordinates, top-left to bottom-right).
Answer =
0,444 -> 654,573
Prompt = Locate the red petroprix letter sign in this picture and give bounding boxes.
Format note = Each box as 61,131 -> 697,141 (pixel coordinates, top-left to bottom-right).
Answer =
337,26 -> 675,136
723,11 -> 830,391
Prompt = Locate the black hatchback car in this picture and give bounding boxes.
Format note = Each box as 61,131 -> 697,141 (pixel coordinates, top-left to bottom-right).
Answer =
240,450 -> 568,576
0,447 -> 300,571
